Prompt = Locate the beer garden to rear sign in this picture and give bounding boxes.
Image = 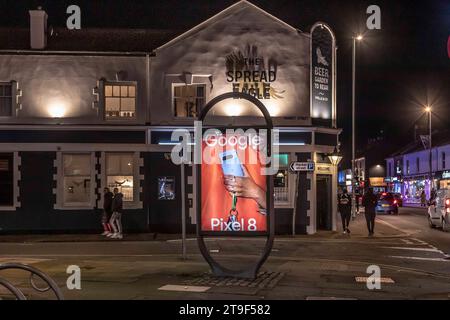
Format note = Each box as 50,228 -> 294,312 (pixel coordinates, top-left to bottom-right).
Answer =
289,161 -> 315,172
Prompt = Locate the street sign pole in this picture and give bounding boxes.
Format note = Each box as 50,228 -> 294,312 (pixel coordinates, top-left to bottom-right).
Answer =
181,163 -> 187,260
292,172 -> 299,236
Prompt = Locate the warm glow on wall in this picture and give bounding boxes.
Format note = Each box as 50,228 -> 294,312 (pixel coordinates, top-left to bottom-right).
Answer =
47,99 -> 68,118
263,100 -> 280,117
225,103 -> 242,116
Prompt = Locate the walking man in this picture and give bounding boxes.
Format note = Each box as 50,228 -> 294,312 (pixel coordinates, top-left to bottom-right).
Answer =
363,187 -> 378,237
108,187 -> 124,239
338,188 -> 352,234
101,187 -> 114,236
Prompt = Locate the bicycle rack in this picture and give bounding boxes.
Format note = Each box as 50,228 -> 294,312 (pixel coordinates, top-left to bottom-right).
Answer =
0,263 -> 64,300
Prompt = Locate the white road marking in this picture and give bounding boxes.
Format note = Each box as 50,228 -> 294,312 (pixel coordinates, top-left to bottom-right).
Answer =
158,285 -> 210,292
0,258 -> 51,264
400,239 -> 414,245
376,219 -> 410,235
389,255 -> 450,262
382,247 -> 444,254
411,238 -> 429,245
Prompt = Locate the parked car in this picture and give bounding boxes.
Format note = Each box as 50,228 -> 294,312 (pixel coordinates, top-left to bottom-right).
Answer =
428,188 -> 450,231
376,192 -> 399,214
393,193 -> 403,207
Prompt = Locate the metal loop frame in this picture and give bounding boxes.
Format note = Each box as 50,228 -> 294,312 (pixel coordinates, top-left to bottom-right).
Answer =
196,92 -> 275,279
0,263 -> 64,300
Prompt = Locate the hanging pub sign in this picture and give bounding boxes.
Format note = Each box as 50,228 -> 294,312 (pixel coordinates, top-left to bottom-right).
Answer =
310,22 -> 336,127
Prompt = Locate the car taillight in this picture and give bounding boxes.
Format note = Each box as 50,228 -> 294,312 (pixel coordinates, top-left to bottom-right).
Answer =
393,200 -> 397,205
382,192 -> 387,196
446,199 -> 450,208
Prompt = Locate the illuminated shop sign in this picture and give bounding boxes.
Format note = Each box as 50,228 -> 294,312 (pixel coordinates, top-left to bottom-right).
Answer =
310,23 -> 335,121
225,45 -> 284,100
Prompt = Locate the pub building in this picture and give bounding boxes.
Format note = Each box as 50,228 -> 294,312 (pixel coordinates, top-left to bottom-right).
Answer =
0,1 -> 341,235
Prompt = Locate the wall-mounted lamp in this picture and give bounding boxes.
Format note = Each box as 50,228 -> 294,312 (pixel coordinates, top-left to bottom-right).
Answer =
328,146 -> 343,166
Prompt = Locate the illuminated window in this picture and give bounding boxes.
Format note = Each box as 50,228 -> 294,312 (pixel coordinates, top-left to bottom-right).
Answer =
0,153 -> 13,206
105,83 -> 136,119
274,154 -> 291,205
173,84 -> 205,118
63,154 -> 92,206
0,83 -> 12,117
106,153 -> 134,202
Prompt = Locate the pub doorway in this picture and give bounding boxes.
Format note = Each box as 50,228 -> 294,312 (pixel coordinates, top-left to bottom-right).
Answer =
316,174 -> 332,230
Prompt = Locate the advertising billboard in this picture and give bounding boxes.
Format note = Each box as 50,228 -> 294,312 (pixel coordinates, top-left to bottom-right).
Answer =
200,130 -> 269,234
311,23 -> 335,127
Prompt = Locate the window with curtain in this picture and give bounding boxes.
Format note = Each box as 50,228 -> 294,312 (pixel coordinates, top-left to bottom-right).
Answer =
105,83 -> 136,119
106,153 -> 134,201
63,154 -> 91,206
274,154 -> 290,205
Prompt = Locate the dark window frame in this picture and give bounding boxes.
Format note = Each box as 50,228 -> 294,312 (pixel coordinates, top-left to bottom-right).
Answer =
0,82 -> 13,117
172,83 -> 206,118
442,152 -> 446,170
0,153 -> 14,207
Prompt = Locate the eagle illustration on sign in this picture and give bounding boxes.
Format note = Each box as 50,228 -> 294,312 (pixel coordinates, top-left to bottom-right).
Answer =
316,47 -> 328,66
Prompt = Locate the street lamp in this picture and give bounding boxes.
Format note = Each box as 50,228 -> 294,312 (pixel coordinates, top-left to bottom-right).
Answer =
351,34 -> 363,218
425,105 -> 433,194
328,147 -> 343,166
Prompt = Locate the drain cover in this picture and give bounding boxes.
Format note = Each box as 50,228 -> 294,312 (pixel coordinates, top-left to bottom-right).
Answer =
186,271 -> 285,290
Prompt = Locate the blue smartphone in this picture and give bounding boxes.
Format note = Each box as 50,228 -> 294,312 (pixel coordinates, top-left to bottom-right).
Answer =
219,150 -> 244,177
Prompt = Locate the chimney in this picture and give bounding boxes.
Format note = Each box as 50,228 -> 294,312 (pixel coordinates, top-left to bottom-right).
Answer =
29,7 -> 48,49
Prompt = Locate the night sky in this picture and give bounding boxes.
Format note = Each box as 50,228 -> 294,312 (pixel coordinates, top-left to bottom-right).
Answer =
1,0 -> 449,166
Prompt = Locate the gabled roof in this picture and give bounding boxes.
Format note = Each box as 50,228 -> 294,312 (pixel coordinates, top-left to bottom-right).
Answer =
0,1 -> 304,54
156,0 -> 303,51
0,27 -> 181,53
387,130 -> 450,159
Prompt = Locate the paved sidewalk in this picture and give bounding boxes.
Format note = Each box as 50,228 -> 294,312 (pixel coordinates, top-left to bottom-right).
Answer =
0,210 -> 412,243
0,212 -> 449,300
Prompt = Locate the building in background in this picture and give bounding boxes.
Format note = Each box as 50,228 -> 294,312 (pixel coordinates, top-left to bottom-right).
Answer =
340,130 -> 393,195
386,131 -> 450,205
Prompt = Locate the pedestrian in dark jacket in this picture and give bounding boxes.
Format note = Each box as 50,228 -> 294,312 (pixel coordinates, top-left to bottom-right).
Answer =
101,187 -> 114,236
363,188 -> 378,236
108,188 -> 124,239
338,188 -> 352,234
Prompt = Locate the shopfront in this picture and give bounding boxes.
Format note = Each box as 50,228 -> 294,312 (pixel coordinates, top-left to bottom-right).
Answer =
385,177 -> 402,194
436,171 -> 450,190
369,177 -> 386,194
402,176 -> 435,204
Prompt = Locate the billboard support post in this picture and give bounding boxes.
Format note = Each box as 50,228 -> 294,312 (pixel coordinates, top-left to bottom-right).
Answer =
196,92 -> 274,279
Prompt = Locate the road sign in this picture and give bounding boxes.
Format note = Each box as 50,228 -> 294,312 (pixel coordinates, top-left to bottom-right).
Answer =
289,161 -> 315,172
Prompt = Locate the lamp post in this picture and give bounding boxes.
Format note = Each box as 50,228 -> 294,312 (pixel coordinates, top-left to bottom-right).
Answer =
352,34 -> 363,219
425,106 -> 432,195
